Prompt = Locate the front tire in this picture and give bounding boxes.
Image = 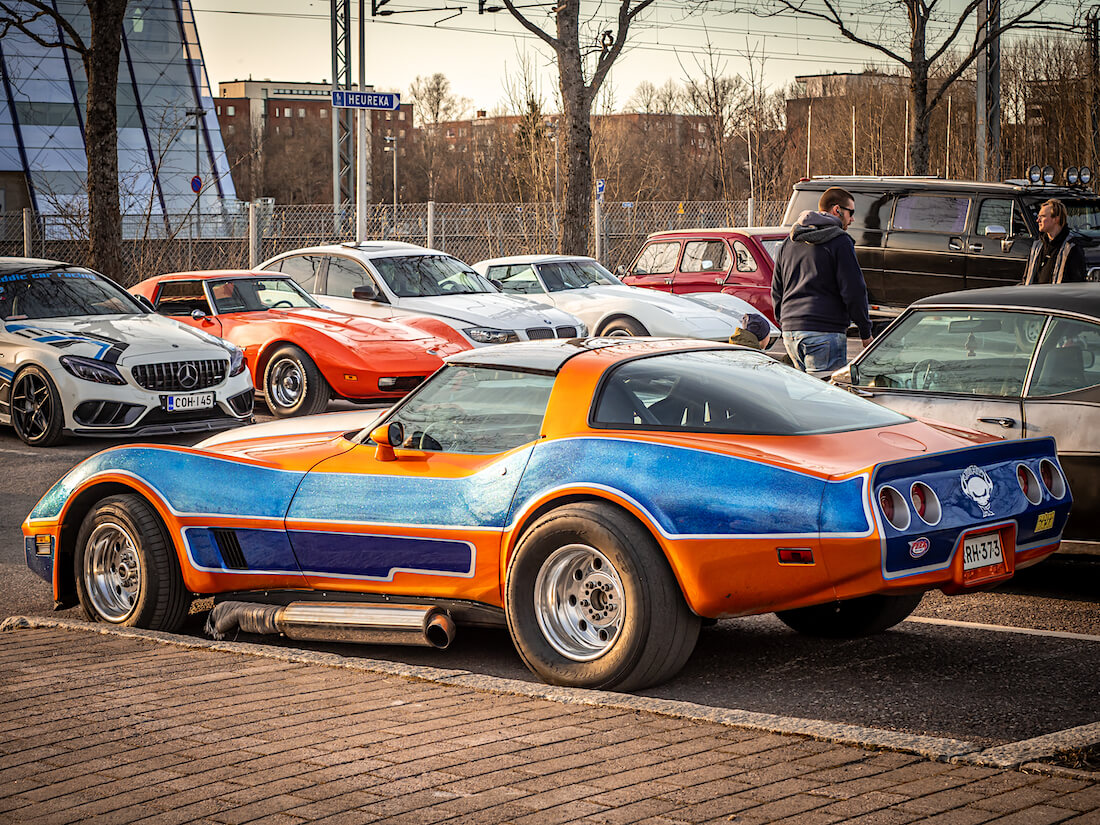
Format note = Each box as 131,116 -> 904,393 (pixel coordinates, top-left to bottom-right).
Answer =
601,317 -> 648,337
263,345 -> 330,417
11,366 -> 64,447
74,494 -> 189,631
775,593 -> 924,638
505,502 -> 700,690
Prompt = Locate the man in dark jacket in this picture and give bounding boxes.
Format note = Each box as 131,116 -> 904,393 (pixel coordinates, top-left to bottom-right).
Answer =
1023,198 -> 1087,284
771,187 -> 873,378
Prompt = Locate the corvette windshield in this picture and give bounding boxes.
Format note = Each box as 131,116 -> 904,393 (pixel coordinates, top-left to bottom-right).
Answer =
372,255 -> 494,298
538,260 -> 620,291
208,277 -> 317,313
0,270 -> 143,320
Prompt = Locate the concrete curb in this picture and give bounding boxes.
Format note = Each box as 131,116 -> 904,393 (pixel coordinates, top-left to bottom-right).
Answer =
4,614 -> 1096,779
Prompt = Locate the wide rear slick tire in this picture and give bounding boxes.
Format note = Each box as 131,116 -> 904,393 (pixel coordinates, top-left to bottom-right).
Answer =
775,592 -> 924,638
505,502 -> 700,691
73,494 -> 189,631
263,345 -> 330,417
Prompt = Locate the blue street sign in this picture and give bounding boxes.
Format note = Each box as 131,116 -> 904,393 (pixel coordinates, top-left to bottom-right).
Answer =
596,178 -> 605,194
331,90 -> 401,110
190,175 -> 202,193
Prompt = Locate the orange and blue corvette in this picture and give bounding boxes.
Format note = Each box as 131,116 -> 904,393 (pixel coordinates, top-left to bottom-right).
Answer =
130,271 -> 469,417
23,338 -> 1071,690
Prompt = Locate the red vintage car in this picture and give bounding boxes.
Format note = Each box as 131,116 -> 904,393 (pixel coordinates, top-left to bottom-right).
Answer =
131,271 -> 468,417
620,227 -> 787,324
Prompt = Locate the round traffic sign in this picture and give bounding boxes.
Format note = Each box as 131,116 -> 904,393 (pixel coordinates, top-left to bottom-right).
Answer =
191,175 -> 202,193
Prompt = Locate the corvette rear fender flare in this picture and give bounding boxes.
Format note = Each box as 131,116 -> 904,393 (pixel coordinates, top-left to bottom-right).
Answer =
501,487 -> 687,603
49,474 -> 187,606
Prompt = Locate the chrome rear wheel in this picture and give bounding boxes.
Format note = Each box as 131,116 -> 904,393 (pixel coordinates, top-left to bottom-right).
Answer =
534,544 -> 625,661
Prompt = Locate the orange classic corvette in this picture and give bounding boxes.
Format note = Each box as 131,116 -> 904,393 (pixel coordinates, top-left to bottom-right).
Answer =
130,271 -> 469,416
24,339 -> 1070,689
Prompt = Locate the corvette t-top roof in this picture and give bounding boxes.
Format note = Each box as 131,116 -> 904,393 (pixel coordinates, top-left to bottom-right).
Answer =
446,337 -> 729,373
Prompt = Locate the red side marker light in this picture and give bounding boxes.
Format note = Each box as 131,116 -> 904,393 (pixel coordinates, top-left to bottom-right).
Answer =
778,547 -> 814,564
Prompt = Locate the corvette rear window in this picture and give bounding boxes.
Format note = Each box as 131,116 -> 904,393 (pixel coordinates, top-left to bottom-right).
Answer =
593,350 -> 910,436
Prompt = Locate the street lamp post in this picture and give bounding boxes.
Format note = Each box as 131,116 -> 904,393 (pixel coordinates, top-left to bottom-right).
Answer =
384,135 -> 397,234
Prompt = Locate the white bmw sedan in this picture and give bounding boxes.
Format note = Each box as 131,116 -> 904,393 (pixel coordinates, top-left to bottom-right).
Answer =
258,242 -> 587,347
473,255 -> 779,343
0,258 -> 254,446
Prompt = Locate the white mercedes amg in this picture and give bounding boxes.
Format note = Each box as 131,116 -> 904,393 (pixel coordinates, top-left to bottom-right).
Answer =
0,258 -> 254,447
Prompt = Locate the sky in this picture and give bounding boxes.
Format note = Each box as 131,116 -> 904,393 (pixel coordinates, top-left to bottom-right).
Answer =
192,0 -> 1081,116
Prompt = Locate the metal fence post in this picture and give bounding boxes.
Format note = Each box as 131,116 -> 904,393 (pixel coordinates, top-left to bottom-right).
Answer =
747,197 -> 755,228
23,208 -> 33,257
249,201 -> 259,269
427,201 -> 436,250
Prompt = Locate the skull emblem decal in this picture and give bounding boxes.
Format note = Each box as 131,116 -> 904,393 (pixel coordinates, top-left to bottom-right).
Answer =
961,465 -> 995,517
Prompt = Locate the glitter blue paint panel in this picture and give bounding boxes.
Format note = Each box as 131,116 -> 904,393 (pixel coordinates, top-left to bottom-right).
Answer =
287,449 -> 533,528
29,447 -> 305,522
511,438 -> 870,537
288,531 -> 474,579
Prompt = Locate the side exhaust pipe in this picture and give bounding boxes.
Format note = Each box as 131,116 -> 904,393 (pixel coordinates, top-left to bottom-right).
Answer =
206,601 -> 456,649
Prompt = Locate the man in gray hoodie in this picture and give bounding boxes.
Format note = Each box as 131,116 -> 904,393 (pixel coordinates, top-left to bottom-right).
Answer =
771,186 -> 873,378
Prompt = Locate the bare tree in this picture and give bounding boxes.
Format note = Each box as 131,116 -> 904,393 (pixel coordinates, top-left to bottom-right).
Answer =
733,0 -> 1080,175
0,0 -> 128,280
500,0 -> 670,254
408,73 -> 470,200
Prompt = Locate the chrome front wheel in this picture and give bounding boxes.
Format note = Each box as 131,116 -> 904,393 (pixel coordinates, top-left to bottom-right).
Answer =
83,521 -> 142,622
534,544 -> 625,661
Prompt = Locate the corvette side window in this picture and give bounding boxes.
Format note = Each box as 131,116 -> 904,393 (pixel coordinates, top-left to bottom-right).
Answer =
385,365 -> 555,454
154,281 -> 211,316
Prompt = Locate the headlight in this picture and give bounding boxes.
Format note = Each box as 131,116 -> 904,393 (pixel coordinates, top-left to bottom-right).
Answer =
228,346 -> 247,376
59,355 -> 126,385
463,327 -> 520,344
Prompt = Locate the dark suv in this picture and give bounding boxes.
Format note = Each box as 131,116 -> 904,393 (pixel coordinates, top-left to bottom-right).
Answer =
784,177 -> 1100,319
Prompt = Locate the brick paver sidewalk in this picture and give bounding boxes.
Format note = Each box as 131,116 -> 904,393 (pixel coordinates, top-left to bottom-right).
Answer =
1,624 -> 1097,825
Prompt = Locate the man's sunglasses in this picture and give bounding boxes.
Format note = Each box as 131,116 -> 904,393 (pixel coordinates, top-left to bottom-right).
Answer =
837,206 -> 855,217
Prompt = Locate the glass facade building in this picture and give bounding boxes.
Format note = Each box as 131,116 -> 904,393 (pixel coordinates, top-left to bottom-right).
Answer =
0,0 -> 237,235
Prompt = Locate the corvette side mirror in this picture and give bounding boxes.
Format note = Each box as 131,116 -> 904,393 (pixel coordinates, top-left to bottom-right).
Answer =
370,421 -> 405,462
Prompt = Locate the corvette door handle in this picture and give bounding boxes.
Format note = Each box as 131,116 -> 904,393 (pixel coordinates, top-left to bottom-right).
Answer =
978,417 -> 1016,428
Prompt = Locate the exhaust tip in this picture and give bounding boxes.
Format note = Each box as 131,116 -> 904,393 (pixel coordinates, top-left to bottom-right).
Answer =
424,610 -> 456,649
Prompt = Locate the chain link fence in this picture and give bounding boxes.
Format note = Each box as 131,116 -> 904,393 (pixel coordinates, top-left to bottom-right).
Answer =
0,199 -> 788,287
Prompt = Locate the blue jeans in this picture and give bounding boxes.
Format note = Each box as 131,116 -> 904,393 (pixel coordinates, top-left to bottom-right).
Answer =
782,331 -> 848,379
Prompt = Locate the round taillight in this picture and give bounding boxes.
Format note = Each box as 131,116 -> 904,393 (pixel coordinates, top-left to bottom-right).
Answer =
909,482 -> 941,525
878,486 -> 910,530
1017,463 -> 1042,505
1039,459 -> 1066,499
911,485 -> 925,518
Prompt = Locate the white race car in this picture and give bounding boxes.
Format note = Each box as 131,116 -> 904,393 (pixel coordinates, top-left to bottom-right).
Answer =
258,242 -> 587,347
0,258 -> 254,446
473,254 -> 779,343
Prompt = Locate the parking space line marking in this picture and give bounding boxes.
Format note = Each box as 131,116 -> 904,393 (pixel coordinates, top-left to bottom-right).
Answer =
907,616 -> 1100,642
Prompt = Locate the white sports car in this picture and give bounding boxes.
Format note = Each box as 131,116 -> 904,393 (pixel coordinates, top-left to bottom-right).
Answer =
259,242 -> 587,347
0,258 -> 254,446
473,255 -> 779,342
